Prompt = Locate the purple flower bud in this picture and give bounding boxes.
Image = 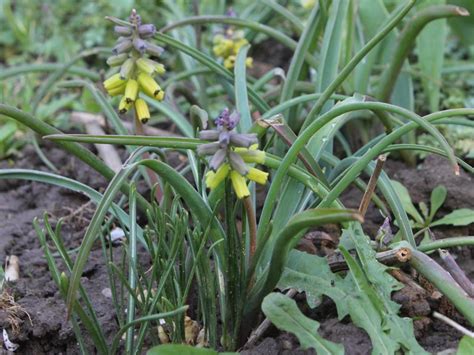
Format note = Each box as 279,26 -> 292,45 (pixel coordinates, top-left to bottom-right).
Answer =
199,130 -> 220,141
114,26 -> 132,36
138,24 -> 156,38
209,149 -> 227,171
229,132 -> 258,148
215,108 -> 230,128
228,111 -> 240,129
133,37 -> 147,54
112,39 -> 132,54
229,152 -> 248,175
146,43 -> 165,57
219,131 -> 231,147
197,142 -> 220,156
226,8 -> 237,18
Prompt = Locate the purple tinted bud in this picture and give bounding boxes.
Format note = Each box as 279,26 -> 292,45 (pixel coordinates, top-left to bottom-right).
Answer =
133,37 -> 147,53
114,26 -> 132,36
229,133 -> 258,147
227,111 -> 240,129
219,131 -> 231,147
112,39 -> 132,54
138,24 -> 156,38
210,149 -> 227,171
229,152 -> 248,175
215,108 -> 230,128
129,10 -> 142,26
226,8 -> 237,18
146,43 -> 165,57
199,130 -> 220,141
197,142 -> 220,156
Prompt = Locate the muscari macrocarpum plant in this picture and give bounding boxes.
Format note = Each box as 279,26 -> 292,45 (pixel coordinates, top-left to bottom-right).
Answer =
1,1 -> 474,354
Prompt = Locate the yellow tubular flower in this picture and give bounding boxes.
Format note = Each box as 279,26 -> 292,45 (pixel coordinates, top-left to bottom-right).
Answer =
118,96 -> 132,114
245,57 -> 253,68
224,55 -> 236,70
233,38 -> 248,54
246,167 -> 268,185
107,83 -> 126,96
103,73 -> 125,90
234,145 -> 266,164
136,58 -> 155,75
206,164 -> 230,190
135,98 -> 150,123
230,170 -> 250,199
154,63 -> 166,75
137,72 -> 164,100
124,79 -> 139,103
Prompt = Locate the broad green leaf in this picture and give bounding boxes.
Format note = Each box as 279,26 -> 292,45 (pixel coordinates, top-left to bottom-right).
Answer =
457,335 -> 474,355
431,209 -> 474,227
417,0 -> 447,112
390,180 -> 424,224
429,185 -> 447,221
262,293 -> 344,355
147,344 -> 218,355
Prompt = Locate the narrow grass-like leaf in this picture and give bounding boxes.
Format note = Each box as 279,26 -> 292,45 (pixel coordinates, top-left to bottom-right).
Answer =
234,44 -> 252,132
0,63 -> 100,81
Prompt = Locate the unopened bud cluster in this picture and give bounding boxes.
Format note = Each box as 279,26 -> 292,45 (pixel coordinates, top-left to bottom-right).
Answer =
103,9 -> 165,123
212,11 -> 253,70
197,109 -> 267,199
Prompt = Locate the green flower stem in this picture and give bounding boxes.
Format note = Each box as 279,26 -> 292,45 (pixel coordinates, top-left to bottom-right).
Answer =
243,196 -> 257,260
159,16 -> 317,68
125,184 -> 138,353
377,5 -> 469,102
0,63 -> 100,81
417,237 -> 474,253
409,248 -> 474,325
301,0 -> 416,130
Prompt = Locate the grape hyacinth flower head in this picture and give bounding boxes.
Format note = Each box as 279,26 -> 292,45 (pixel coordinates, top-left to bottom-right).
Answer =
103,9 -> 165,124
197,109 -> 268,199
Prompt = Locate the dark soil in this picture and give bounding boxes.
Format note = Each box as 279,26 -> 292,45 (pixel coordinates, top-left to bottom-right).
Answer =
1,142 -> 473,354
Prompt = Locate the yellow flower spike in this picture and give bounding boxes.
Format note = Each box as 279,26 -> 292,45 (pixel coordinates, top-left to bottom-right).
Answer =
246,167 -> 268,185
224,55 -> 236,70
118,96 -> 132,114
137,72 -> 163,100
124,79 -> 139,103
234,145 -> 265,164
230,170 -> 250,199
103,73 -> 125,91
233,38 -> 249,54
154,63 -> 166,75
135,98 -> 150,124
245,57 -> 254,68
106,83 -> 126,96
136,58 -> 155,75
206,164 -> 230,190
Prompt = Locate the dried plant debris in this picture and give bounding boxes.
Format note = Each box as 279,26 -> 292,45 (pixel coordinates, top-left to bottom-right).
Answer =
0,289 -> 31,337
